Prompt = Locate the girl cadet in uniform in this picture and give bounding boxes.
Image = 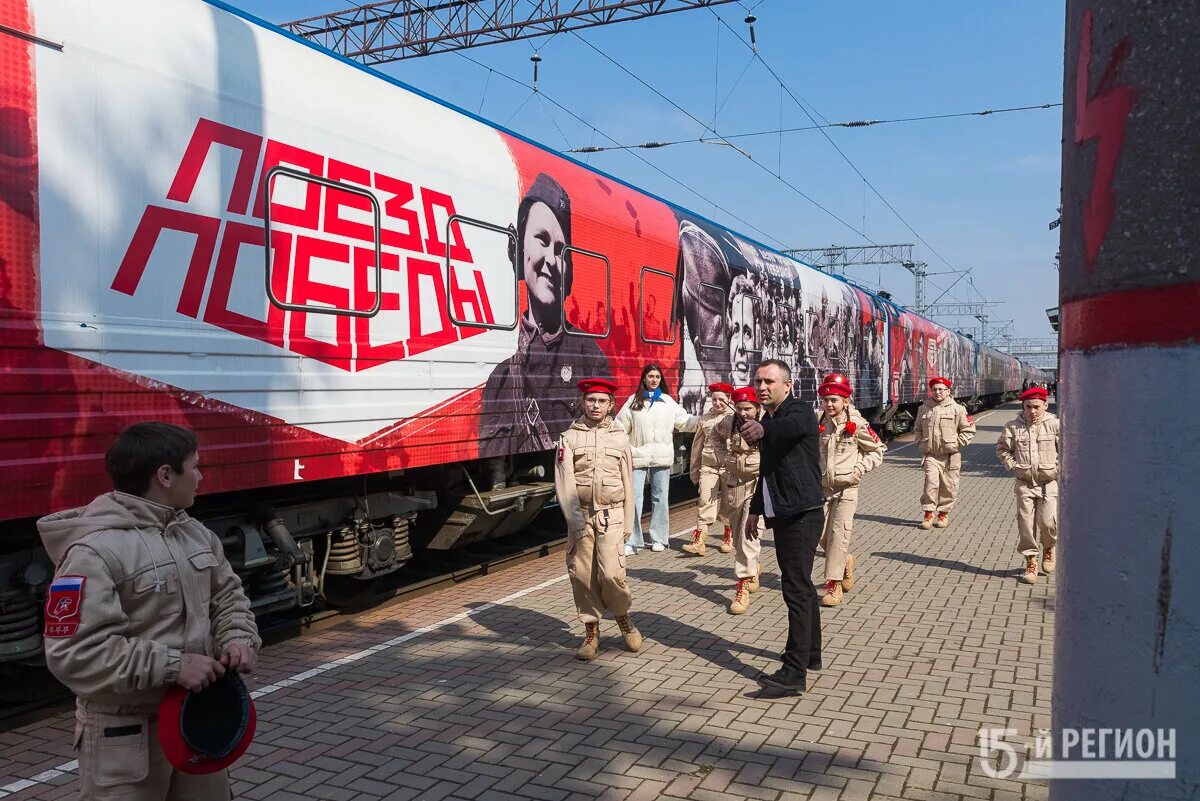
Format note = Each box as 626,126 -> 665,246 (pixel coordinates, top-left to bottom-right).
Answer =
815,373 -> 886,606
555,377 -> 644,661
714,386 -> 765,614
683,382 -> 734,557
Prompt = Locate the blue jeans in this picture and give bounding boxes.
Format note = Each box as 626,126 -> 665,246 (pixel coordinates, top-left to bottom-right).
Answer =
629,466 -> 671,549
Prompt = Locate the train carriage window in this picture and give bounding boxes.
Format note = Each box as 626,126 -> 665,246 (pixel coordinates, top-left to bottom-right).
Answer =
562,246 -> 611,338
444,214 -> 519,330
775,302 -> 797,360
731,291 -> 762,365
264,165 -> 383,318
697,281 -> 728,350
639,267 -> 677,345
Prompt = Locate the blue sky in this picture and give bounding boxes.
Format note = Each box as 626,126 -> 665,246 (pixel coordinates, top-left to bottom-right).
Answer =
232,0 -> 1065,339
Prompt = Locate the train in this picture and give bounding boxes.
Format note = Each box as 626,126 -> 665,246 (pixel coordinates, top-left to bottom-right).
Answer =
0,0 -> 1047,668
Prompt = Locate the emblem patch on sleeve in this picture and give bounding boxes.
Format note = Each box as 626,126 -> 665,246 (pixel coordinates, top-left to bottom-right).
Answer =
44,576 -> 86,638
557,446 -> 565,464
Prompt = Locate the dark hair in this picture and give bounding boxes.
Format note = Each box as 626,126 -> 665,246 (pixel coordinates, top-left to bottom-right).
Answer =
105,422 -> 199,495
755,358 -> 792,382
631,363 -> 668,411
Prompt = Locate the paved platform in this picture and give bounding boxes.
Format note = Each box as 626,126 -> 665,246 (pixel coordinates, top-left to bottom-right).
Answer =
0,403 -> 1056,801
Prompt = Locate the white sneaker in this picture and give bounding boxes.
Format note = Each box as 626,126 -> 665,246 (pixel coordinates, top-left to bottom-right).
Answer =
624,544 -> 636,556
650,543 -> 666,552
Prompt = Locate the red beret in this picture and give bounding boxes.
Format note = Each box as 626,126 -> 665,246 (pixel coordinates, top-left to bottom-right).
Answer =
577,377 -> 617,396
928,376 -> 952,389
159,673 -> 256,775
821,373 -> 850,388
1020,386 -> 1048,402
731,386 -> 759,405
708,382 -> 735,395
818,381 -> 852,398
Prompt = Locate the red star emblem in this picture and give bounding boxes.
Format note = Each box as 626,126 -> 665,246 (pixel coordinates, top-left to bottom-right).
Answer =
1074,9 -> 1138,269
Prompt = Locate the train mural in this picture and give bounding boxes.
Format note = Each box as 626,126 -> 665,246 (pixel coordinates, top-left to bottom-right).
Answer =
0,0 -> 1046,667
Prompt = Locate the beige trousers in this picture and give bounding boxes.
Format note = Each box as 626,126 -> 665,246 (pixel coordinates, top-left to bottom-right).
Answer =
76,709 -> 230,801
1015,480 -> 1058,556
723,479 -> 762,580
921,453 -> 962,513
696,466 -> 727,529
820,487 -> 859,581
568,507 -> 632,624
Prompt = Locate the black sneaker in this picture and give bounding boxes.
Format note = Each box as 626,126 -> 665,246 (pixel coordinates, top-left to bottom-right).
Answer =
757,666 -> 806,692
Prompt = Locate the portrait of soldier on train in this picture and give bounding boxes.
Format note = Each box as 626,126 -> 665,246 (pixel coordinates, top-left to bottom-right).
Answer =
478,172 -> 611,459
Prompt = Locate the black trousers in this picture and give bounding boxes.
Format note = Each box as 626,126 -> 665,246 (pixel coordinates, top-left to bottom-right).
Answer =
768,506 -> 824,673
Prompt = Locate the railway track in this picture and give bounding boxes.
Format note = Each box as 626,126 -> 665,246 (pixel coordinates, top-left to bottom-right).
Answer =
0,486 -> 701,731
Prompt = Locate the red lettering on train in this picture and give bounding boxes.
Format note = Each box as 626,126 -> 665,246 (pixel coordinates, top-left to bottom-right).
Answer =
112,118 -> 494,372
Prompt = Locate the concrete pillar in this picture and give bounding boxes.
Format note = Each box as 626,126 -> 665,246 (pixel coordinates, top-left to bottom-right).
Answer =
1055,1 -> 1200,799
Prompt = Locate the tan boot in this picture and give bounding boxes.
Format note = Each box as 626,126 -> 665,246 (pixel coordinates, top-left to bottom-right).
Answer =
841,554 -> 856,593
729,579 -> 751,615
681,528 -> 706,556
576,622 -> 600,660
934,512 -> 949,528
616,615 -> 643,652
1018,554 -> 1039,585
919,511 -> 934,530
821,579 -> 843,606
1042,547 -> 1056,574
747,563 -> 762,593
718,525 -> 733,554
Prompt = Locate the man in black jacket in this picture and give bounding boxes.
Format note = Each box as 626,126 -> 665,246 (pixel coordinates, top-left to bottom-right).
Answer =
738,359 -> 824,692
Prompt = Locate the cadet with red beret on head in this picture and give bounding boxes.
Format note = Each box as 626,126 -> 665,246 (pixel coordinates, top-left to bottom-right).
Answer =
713,386 -> 767,614
683,382 -> 735,557
815,374 -> 886,607
996,385 -> 1060,584
554,377 -> 644,661
912,376 -> 976,529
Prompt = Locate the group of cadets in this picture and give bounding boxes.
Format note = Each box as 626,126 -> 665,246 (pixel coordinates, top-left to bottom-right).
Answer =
34,373 -> 1059,798
555,371 -> 891,658
555,371 -> 1062,658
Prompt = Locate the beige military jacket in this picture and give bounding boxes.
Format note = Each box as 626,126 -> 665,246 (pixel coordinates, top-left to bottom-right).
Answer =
913,396 -> 976,456
689,406 -> 732,481
817,406 -> 887,493
555,416 -> 636,536
37,492 -> 260,712
996,411 -> 1061,487
715,412 -> 762,485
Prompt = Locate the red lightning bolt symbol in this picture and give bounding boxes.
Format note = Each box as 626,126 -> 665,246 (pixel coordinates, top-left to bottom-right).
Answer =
1074,10 -> 1138,269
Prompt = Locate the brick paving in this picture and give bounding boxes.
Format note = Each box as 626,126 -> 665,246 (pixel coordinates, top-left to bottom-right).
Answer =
1,403 -> 1056,800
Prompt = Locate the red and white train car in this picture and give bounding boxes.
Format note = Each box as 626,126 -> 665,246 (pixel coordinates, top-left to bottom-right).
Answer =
0,0 -> 1045,665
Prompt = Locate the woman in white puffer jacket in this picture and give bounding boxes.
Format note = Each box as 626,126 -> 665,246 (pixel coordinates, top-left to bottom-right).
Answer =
615,363 -> 699,554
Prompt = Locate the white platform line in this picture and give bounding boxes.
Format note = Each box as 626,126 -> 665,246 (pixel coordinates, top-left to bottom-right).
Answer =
0,564 -> 587,797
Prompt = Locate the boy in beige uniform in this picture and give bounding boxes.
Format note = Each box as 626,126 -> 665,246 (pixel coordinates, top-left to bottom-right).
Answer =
38,422 -> 260,801
684,382 -> 734,556
815,374 -> 886,607
714,386 -> 765,614
913,376 -> 976,529
555,377 -> 644,660
996,386 -> 1060,584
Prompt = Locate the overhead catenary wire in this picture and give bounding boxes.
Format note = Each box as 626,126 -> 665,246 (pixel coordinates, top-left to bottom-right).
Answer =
708,9 -> 970,285
569,29 -> 868,241
566,102 -> 1063,152
447,51 -> 793,249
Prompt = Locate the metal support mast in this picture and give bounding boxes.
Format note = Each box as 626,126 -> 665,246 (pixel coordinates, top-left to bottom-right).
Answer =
283,1 -> 741,64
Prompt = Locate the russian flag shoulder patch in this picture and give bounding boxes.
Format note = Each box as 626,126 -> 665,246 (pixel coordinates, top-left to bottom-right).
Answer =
44,575 -> 86,638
